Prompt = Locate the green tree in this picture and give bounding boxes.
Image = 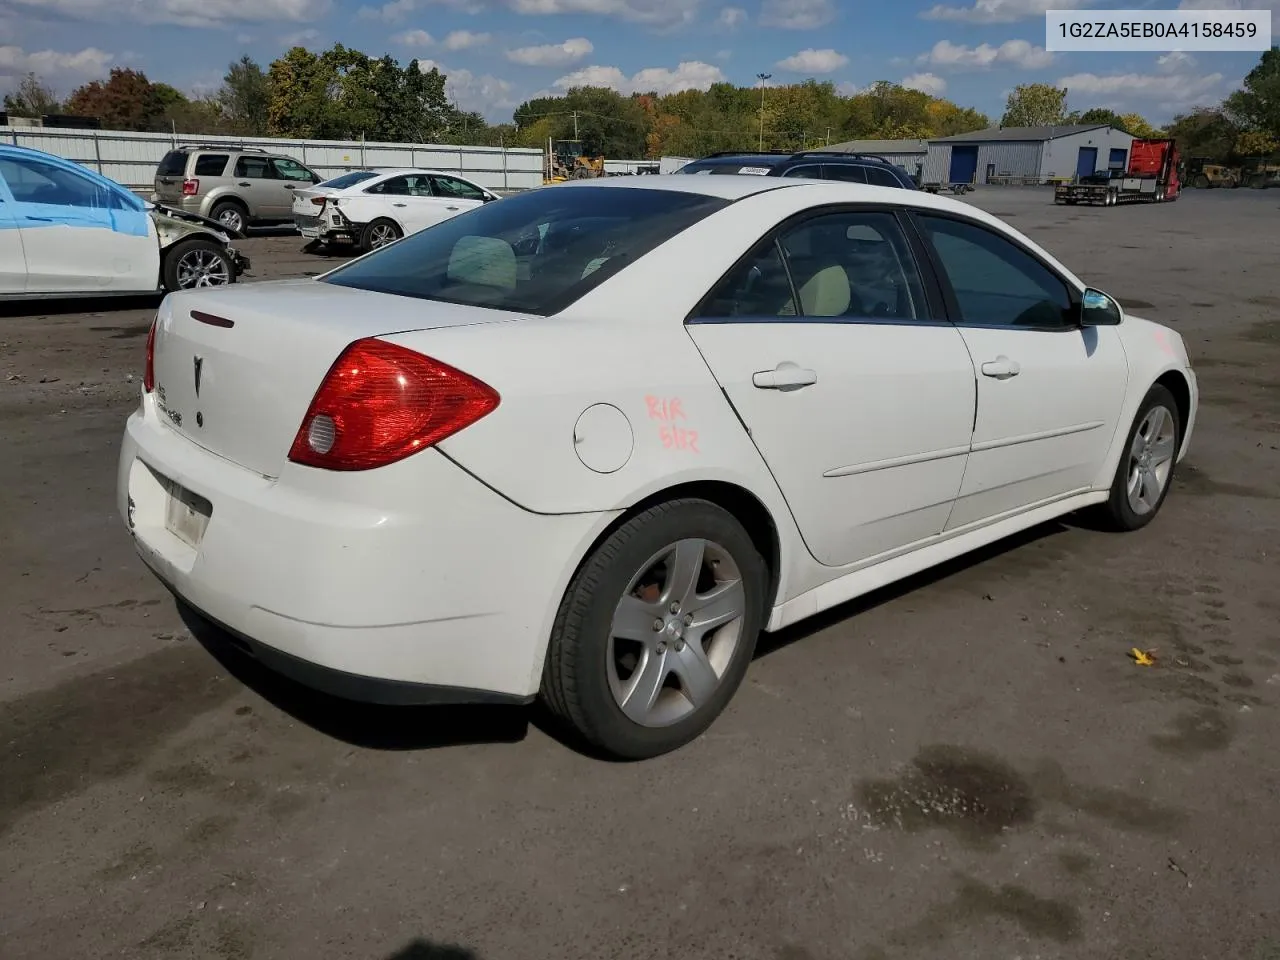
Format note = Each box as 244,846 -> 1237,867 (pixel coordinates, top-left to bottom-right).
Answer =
1118,112 -> 1162,138
218,56 -> 270,136
1072,107 -> 1123,127
1000,83 -> 1068,127
1166,107 -> 1239,161
1224,45 -> 1280,138
3,72 -> 62,117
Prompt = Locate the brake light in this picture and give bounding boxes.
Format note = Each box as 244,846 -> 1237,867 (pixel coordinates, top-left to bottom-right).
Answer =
143,318 -> 157,393
311,196 -> 326,206
182,178 -> 199,196
287,338 -> 500,471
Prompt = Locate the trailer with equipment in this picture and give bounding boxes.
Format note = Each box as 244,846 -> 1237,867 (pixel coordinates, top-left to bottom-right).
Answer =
1054,138 -> 1181,207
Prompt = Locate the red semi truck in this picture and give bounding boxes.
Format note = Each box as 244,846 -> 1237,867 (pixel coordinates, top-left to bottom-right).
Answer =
1054,137 -> 1181,207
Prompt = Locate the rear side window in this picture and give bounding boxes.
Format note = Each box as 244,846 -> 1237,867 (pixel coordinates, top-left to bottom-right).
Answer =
324,186 -> 729,316
822,165 -> 867,183
234,156 -> 272,179
157,151 -> 188,177
193,154 -> 228,177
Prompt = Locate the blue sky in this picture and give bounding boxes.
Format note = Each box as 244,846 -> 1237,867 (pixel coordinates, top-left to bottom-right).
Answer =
0,0 -> 1274,126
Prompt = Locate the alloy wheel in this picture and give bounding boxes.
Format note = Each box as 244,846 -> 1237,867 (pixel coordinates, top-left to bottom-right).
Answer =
1126,404 -> 1177,515
175,248 -> 231,288
607,538 -> 746,728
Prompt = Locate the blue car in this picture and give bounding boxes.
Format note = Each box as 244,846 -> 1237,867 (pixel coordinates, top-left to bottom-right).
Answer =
0,144 -> 248,299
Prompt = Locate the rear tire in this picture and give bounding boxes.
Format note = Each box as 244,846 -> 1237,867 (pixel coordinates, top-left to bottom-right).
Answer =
360,218 -> 402,252
1094,384 -> 1181,532
541,499 -> 767,760
162,238 -> 236,292
209,200 -> 247,234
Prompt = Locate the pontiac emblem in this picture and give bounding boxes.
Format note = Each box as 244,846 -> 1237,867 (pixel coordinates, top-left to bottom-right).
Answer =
193,356 -> 203,397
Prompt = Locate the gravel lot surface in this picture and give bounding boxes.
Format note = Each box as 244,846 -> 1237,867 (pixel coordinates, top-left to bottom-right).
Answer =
2,188 -> 1278,960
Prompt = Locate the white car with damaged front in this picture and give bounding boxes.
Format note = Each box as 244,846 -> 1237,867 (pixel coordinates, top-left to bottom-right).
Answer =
292,168 -> 499,253
118,175 -> 1197,760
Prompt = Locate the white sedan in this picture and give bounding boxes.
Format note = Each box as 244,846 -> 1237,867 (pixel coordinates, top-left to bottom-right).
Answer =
119,175 -> 1197,759
292,168 -> 500,252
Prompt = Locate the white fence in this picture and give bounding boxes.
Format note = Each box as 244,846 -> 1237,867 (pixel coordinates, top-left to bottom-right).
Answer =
0,126 -> 546,192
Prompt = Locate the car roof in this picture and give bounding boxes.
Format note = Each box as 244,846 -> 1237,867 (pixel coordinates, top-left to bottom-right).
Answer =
552,173 -> 973,216
0,144 -> 141,197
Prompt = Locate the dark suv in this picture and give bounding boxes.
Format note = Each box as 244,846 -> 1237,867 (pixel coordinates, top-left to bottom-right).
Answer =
675,151 -> 918,189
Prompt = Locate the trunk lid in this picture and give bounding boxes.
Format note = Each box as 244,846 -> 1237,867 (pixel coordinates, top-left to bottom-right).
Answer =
291,189 -> 328,218
154,151 -> 188,203
150,279 -> 520,479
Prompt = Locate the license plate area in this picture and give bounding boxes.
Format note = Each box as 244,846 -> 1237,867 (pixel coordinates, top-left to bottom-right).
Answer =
164,477 -> 212,548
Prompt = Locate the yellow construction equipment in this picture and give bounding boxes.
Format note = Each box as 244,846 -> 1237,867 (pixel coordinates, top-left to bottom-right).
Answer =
1186,157 -> 1240,189
545,140 -> 606,183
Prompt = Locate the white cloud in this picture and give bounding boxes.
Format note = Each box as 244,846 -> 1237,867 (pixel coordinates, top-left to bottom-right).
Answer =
1156,50 -> 1196,72
759,0 -> 835,28
505,36 -> 593,66
358,0 -> 417,19
920,0 -> 1089,23
919,38 -> 1053,69
5,0 -> 332,26
715,48 -> 732,60
418,59 -> 521,119
1178,0 -> 1280,9
1057,55 -> 1227,115
554,60 -> 726,95
281,27 -> 320,45
443,30 -> 490,49
716,5 -> 745,26
836,80 -> 864,96
0,44 -> 113,79
494,0 -> 697,27
902,71 -> 947,95
776,48 -> 849,73
393,28 -> 434,45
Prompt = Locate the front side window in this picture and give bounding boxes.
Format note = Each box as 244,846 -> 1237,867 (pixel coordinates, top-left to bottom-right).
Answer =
272,158 -> 314,182
694,210 -> 927,321
324,186 -> 729,316
0,156 -> 131,210
431,175 -> 487,201
863,165 -> 902,188
916,214 -> 1073,328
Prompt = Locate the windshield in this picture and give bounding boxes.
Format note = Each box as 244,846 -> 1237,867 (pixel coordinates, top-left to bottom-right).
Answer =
323,186 -> 730,316
320,171 -> 379,189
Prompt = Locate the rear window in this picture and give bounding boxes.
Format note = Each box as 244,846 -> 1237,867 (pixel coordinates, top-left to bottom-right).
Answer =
323,186 -> 730,316
678,160 -> 779,176
864,165 -> 902,188
157,151 -> 188,177
318,171 -> 378,189
193,154 -> 229,176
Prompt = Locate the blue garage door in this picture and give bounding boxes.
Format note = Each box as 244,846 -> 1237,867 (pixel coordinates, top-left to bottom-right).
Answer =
948,145 -> 979,184
1076,146 -> 1098,178
1109,147 -> 1128,170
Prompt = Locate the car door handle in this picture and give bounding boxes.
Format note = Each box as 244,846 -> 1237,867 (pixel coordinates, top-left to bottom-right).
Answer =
446,205 -> 460,211
980,356 -> 1021,379
284,184 -> 296,190
392,202 -> 407,207
752,364 -> 818,389
238,182 -> 251,187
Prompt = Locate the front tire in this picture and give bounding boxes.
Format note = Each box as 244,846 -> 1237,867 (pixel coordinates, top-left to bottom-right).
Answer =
162,238 -> 236,292
1096,384 -> 1181,532
541,499 -> 767,760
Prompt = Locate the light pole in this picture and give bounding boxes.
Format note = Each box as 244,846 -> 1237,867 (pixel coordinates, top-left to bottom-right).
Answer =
757,72 -> 771,151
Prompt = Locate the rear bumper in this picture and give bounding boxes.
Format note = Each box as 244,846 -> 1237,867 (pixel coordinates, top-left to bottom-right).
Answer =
118,396 -> 611,701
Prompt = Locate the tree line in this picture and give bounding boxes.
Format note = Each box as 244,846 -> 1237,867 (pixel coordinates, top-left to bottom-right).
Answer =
3,44 -> 1276,162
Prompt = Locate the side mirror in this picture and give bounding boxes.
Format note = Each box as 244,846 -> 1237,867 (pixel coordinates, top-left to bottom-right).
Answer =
1080,287 -> 1123,326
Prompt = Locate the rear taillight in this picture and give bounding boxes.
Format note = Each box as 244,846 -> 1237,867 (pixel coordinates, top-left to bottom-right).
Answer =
182,178 -> 199,196
143,318 -> 157,393
287,338 -> 500,472
310,196 -> 326,206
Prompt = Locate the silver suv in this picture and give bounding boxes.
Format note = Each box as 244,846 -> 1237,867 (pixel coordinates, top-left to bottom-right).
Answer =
153,145 -> 322,233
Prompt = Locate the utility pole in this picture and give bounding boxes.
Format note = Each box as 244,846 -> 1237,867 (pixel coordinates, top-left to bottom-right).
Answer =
572,110 -> 579,140
825,127 -> 831,146
756,73 -> 771,151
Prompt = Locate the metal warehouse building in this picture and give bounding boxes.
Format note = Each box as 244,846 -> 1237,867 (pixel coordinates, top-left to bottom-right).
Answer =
922,125 -> 1135,186
825,139 -> 929,178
